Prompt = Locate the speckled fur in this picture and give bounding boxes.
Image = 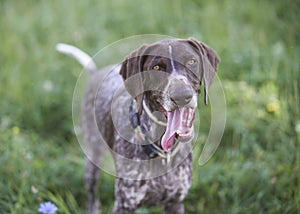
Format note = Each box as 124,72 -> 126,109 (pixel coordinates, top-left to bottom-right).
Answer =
82,39 -> 220,214
83,67 -> 193,214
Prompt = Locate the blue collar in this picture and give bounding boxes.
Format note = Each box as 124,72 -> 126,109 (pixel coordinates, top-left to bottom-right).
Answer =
129,100 -> 160,158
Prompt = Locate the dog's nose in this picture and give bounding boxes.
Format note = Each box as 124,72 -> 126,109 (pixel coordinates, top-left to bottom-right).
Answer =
169,82 -> 194,107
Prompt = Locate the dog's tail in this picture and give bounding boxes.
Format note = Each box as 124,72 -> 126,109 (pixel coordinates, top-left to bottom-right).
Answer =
56,43 -> 97,74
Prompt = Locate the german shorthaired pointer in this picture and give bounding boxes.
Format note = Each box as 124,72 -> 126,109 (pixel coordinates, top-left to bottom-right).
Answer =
56,38 -> 220,214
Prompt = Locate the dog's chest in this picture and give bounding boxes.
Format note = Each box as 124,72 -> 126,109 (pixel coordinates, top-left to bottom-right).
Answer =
146,160 -> 193,203
115,153 -> 193,208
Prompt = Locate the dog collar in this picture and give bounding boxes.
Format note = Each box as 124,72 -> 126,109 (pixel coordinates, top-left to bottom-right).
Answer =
129,99 -> 181,163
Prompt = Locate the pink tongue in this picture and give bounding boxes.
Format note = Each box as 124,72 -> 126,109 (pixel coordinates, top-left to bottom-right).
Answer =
161,109 -> 182,152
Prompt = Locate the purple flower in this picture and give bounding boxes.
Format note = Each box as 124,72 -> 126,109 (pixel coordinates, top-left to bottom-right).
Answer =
38,202 -> 58,214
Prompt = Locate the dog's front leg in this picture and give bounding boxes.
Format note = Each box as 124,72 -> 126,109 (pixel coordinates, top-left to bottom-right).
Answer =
112,198 -> 137,214
113,178 -> 146,214
163,202 -> 184,214
112,205 -> 135,214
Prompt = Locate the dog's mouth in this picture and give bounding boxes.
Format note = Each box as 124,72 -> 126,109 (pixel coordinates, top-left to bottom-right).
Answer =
160,107 -> 195,152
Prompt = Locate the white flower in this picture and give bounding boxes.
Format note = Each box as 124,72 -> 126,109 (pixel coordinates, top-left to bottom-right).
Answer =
43,80 -> 54,92
295,121 -> 300,133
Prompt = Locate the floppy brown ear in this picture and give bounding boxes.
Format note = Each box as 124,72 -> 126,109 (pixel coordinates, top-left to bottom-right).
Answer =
119,45 -> 149,113
188,38 -> 220,104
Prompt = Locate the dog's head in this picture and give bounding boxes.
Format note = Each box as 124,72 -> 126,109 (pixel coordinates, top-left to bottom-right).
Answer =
120,38 -> 220,152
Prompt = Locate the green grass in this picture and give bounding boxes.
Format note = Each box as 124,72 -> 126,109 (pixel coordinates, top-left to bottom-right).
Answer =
1,0 -> 299,213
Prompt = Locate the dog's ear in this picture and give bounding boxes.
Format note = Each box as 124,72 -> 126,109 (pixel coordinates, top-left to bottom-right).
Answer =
119,45 -> 149,113
187,38 -> 220,104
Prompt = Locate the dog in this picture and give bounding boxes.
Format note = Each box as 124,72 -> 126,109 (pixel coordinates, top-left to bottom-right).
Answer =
56,37 -> 220,214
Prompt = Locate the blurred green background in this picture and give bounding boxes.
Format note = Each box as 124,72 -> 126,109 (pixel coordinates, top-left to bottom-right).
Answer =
1,0 -> 299,213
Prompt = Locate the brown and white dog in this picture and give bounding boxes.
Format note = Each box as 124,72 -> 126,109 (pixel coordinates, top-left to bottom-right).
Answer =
57,38 -> 220,214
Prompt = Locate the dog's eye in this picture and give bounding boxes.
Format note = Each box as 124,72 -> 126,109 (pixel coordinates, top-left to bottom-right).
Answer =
152,65 -> 160,70
187,59 -> 196,65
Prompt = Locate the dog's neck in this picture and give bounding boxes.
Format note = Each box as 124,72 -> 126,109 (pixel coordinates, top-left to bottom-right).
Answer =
129,99 -> 181,162
142,101 -> 167,127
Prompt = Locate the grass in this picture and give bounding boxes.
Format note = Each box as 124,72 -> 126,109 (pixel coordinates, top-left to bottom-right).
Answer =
1,0 -> 299,213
